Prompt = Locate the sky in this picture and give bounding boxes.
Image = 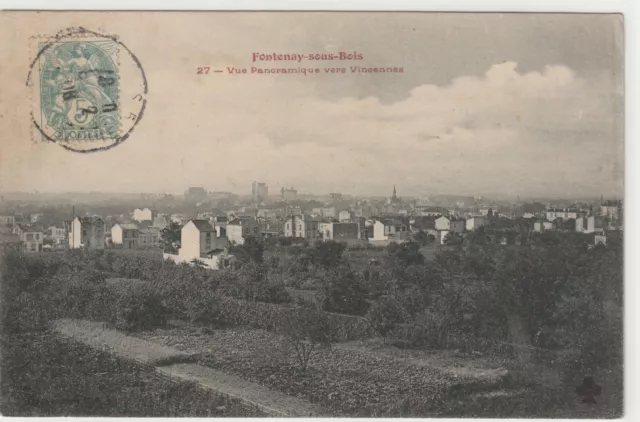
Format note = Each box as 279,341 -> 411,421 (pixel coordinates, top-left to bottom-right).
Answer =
0,12 -> 624,199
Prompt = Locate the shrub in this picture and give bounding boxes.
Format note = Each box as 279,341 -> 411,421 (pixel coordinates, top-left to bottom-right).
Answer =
107,280 -> 167,332
366,295 -> 409,340
279,307 -> 334,371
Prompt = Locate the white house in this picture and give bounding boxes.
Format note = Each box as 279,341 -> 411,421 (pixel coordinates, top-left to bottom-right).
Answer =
226,218 -> 262,245
111,223 -> 140,249
164,219 -> 230,269
545,208 -> 586,222
284,215 -> 320,239
534,220 -> 554,232
435,216 -> 451,231
14,224 -> 43,253
465,216 -> 486,231
69,216 -> 105,249
47,224 -> 67,245
372,219 -> 407,241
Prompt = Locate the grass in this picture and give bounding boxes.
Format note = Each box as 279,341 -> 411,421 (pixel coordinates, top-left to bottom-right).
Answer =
0,332 -> 262,417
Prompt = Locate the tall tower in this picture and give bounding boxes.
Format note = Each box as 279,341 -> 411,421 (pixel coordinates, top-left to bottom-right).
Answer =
392,185 -> 397,201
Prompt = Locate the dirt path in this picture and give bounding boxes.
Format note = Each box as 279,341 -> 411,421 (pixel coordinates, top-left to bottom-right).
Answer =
52,319 -> 324,417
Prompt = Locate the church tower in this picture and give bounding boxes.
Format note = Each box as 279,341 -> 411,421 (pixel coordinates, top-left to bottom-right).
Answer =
392,185 -> 397,202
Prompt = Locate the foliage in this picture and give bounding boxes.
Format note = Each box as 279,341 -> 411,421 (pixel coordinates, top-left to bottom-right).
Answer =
107,279 -> 168,332
412,230 -> 434,246
387,241 -> 425,266
319,266 -> 370,316
230,235 -> 265,263
366,295 -> 409,339
160,222 -> 182,252
311,240 -> 346,269
279,307 -> 335,371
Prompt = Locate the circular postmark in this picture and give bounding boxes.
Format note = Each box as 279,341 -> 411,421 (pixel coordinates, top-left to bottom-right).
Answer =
26,27 -> 147,153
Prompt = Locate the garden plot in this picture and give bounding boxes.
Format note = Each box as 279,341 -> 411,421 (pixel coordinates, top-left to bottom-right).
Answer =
135,325 -> 497,417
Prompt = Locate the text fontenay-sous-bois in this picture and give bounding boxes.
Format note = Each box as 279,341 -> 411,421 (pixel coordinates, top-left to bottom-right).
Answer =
195,51 -> 404,75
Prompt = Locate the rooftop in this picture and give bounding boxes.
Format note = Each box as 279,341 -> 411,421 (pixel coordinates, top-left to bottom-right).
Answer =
189,219 -> 215,232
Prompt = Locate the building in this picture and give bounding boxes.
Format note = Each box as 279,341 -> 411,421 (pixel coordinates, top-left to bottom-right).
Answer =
0,233 -> 22,252
284,214 -> 320,238
575,215 -> 598,234
46,224 -> 67,245
449,219 -> 465,233
435,216 -> 451,231
13,224 -> 43,252
338,210 -> 353,222
465,216 -> 486,231
533,220 -> 555,232
29,213 -> 43,223
372,219 -> 407,241
281,187 -> 298,202
594,231 -> 607,246
322,206 -> 337,219
252,181 -> 269,203
545,208 -> 587,222
133,207 -> 153,222
257,209 -> 278,220
226,217 -> 261,245
69,216 -> 105,249
0,215 -> 15,225
600,200 -> 622,222
416,207 -> 448,217
321,222 -> 360,242
111,223 -> 139,249
139,227 -> 161,248
163,219 -> 230,269
410,216 -> 437,232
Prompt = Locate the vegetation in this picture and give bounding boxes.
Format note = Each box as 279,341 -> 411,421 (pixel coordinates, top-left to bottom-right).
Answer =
0,333 -> 261,416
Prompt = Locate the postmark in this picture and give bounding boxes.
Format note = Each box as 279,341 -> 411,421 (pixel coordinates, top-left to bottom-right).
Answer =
26,27 -> 147,153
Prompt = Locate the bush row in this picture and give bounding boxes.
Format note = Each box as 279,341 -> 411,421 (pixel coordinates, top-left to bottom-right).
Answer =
215,296 -> 374,342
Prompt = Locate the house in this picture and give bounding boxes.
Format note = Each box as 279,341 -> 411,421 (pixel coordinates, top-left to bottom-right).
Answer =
338,210 -> 353,222
465,216 -> 486,231
284,215 -> 320,239
545,208 -> 586,222
322,206 -> 337,219
257,209 -> 278,220
320,221 -> 360,242
111,223 -> 140,249
0,233 -> 22,252
69,216 -> 105,249
139,227 -> 161,248
46,224 -> 67,245
600,200 -> 622,222
594,231 -> 607,246
372,219 -> 407,241
575,216 -> 598,234
410,216 -> 437,232
0,215 -> 15,225
449,218 -> 465,234
435,216 -> 451,231
13,224 -> 43,253
226,217 -> 261,245
163,219 -> 230,269
133,208 -> 153,222
29,213 -> 43,223
533,220 -> 555,232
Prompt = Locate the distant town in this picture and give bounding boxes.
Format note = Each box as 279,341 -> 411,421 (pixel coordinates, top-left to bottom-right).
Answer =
0,182 -> 623,269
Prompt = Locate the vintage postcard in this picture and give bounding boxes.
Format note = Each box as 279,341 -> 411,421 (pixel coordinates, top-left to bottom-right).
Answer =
0,10 -> 624,418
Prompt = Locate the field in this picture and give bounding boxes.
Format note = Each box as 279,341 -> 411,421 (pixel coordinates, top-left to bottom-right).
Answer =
0,332 -> 261,417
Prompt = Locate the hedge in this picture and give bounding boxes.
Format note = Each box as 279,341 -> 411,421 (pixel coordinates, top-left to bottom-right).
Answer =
216,296 -> 374,342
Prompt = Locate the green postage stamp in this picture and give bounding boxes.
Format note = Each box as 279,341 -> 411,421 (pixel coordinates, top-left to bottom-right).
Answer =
38,40 -> 120,142
28,27 -> 147,153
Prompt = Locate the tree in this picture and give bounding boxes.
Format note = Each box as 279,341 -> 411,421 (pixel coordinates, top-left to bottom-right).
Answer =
320,266 -> 370,316
388,241 -> 425,266
160,222 -> 182,253
312,240 -> 346,269
412,230 -> 434,246
366,295 -> 409,341
230,235 -> 265,263
443,232 -> 463,245
280,307 -> 334,371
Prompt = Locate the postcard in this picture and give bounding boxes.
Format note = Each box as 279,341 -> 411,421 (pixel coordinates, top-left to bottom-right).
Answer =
0,10 -> 624,418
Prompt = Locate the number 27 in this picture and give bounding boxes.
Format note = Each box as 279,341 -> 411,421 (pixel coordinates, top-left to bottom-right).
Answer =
197,67 -> 210,74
